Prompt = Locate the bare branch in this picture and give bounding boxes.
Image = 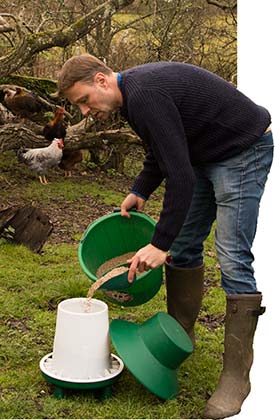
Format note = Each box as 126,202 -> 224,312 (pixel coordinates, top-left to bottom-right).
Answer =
0,15 -> 15,34
0,32 -> 14,47
35,14 -> 52,33
0,0 -> 135,78
0,12 -> 26,37
0,13 -> 19,24
206,0 -> 237,11
0,26 -> 14,34
111,9 -> 159,36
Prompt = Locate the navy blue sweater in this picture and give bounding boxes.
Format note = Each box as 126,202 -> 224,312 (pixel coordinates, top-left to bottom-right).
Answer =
120,62 -> 271,251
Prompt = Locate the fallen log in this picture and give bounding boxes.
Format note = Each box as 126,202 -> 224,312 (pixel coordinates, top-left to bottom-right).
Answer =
0,122 -> 141,152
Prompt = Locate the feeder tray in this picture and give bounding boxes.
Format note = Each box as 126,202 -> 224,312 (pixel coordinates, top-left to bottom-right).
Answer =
40,353 -> 124,400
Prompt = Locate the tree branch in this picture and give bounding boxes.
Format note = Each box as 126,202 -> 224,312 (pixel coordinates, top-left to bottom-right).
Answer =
0,26 -> 14,34
0,0 -> 135,78
0,123 -> 140,152
206,0 -> 237,11
0,13 -> 26,37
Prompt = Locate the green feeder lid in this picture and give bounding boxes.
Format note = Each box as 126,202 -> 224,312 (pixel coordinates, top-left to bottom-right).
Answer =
110,312 -> 193,400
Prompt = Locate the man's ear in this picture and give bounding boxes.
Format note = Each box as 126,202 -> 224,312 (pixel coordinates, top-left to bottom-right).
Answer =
94,72 -> 108,88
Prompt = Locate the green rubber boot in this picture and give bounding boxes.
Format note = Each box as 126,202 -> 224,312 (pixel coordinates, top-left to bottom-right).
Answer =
165,263 -> 204,345
203,293 -> 265,419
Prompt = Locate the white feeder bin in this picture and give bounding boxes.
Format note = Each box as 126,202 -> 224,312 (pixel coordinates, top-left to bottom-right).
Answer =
40,297 -> 124,399
51,297 -> 111,381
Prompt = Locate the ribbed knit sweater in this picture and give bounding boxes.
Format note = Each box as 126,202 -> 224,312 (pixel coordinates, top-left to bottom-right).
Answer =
119,62 -> 271,251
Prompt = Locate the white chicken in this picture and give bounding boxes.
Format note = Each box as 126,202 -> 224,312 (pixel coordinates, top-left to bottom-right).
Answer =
17,138 -> 63,184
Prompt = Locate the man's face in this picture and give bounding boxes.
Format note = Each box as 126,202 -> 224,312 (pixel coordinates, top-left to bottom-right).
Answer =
66,73 -> 119,120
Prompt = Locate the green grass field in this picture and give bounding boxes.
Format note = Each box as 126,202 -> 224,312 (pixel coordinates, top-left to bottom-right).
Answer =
0,152 -> 226,419
0,240 -> 225,419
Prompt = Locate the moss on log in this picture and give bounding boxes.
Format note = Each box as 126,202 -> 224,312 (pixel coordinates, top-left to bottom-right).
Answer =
0,74 -> 57,97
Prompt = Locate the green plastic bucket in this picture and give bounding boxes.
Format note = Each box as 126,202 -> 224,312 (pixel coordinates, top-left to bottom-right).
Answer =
78,211 -> 163,306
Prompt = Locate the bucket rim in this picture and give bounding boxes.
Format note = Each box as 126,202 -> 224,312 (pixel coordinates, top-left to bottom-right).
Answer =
57,297 -> 108,315
79,210 -> 156,243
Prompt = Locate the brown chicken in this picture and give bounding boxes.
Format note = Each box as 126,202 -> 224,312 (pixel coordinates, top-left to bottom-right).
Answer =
42,107 -> 67,141
4,87 -> 42,119
59,149 -> 83,177
42,107 -> 82,177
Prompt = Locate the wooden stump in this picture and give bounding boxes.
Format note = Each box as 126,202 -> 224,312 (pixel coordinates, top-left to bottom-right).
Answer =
0,205 -> 53,252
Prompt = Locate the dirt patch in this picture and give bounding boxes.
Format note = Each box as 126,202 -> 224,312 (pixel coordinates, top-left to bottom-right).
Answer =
46,195 -> 113,244
198,313 -> 225,331
1,192 -> 112,245
0,167 -> 130,245
5,317 -> 30,332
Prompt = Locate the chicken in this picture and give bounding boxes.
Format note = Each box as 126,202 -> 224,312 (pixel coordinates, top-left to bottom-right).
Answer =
59,149 -> 83,177
17,138 -> 63,184
42,106 -> 82,177
42,107 -> 67,141
4,87 -> 42,119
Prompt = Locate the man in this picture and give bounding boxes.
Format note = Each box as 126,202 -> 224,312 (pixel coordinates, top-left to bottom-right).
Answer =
58,54 -> 273,419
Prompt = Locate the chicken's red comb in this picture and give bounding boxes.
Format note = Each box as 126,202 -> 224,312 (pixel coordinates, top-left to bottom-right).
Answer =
56,107 -> 65,114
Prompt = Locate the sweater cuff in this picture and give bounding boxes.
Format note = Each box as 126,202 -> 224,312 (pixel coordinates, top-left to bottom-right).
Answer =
150,226 -> 176,252
131,177 -> 156,200
130,190 -> 148,201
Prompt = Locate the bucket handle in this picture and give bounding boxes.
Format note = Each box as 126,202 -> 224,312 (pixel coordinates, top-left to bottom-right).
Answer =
113,206 -> 138,213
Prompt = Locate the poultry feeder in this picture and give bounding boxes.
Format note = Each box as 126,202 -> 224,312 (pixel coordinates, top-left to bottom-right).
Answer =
110,311 -> 193,400
78,210 -> 163,306
40,298 -> 124,399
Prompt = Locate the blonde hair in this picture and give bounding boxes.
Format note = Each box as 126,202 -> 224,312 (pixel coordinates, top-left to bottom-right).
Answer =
57,54 -> 112,97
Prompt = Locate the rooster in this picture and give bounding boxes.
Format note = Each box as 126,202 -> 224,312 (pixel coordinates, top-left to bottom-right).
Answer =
42,107 -> 82,177
42,107 -> 67,141
4,87 -> 42,119
17,138 -> 63,184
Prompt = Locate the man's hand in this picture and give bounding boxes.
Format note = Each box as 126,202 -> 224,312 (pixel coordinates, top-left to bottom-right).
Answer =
127,244 -> 167,282
121,193 -> 146,218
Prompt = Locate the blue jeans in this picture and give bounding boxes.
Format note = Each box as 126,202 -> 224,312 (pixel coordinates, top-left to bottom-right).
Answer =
170,131 -> 274,294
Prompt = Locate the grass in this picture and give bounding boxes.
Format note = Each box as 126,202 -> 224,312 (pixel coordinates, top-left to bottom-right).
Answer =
0,152 -> 225,419
0,241 -> 224,419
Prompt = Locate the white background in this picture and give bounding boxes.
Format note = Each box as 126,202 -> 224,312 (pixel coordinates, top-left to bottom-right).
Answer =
231,0 -> 275,419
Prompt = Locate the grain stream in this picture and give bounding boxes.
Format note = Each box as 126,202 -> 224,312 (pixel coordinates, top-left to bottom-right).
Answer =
84,252 -> 136,312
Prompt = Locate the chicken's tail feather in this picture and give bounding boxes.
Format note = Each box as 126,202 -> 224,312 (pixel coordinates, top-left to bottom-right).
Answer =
17,147 -> 30,163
